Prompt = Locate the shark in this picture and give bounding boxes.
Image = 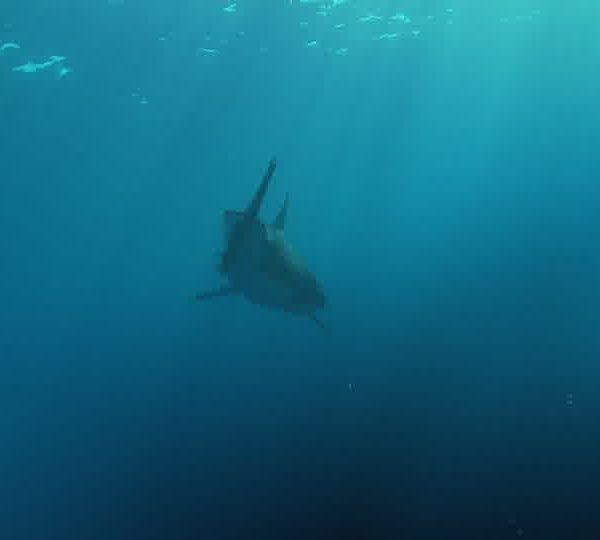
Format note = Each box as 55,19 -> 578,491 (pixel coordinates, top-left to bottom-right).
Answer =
195,158 -> 327,328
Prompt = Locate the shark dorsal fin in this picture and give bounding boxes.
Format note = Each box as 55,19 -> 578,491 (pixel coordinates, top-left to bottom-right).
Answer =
219,158 -> 277,274
272,193 -> 289,230
223,210 -> 245,241
245,157 -> 277,219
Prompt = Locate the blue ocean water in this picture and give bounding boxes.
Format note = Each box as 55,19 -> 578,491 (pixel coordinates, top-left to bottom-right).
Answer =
1,1 -> 598,538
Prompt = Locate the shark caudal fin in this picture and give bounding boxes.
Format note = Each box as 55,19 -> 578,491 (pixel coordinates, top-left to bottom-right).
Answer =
272,193 -> 289,230
310,314 -> 330,333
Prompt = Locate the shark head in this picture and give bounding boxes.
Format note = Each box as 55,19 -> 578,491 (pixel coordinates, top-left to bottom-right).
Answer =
294,272 -> 327,314
259,227 -> 326,315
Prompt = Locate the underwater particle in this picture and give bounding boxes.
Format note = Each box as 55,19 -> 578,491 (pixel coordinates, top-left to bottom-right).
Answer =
0,41 -> 20,53
223,3 -> 237,13
348,383 -> 354,391
566,393 -> 574,406
515,14 -> 533,22
130,89 -> 148,104
334,23 -> 345,29
334,47 -> 349,55
298,0 -> 347,4
306,40 -> 318,48
411,29 -> 421,37
507,516 -> 525,537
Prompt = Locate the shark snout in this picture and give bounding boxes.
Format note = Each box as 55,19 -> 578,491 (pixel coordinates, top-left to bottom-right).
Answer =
312,283 -> 327,311
293,280 -> 326,314
318,289 -> 327,310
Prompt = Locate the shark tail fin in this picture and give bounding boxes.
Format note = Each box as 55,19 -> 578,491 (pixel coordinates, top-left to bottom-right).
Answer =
310,314 -> 329,333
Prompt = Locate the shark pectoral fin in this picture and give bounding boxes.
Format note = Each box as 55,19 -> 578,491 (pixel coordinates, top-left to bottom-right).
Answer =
195,285 -> 237,302
272,193 -> 289,230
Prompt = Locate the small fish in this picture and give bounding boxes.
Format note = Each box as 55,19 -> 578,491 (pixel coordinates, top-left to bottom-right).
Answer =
13,61 -> 38,73
198,47 -> 219,55
358,14 -> 383,23
389,13 -> 409,23
0,42 -> 20,53
12,55 -> 67,74
375,33 -> 400,41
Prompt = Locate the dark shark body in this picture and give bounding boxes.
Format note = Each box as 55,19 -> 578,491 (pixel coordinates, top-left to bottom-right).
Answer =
196,158 -> 326,326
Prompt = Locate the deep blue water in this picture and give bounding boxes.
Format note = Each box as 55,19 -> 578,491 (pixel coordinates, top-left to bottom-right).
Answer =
1,1 -> 599,539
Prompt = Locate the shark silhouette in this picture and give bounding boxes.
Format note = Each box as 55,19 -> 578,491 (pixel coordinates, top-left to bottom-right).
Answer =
196,158 -> 327,328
